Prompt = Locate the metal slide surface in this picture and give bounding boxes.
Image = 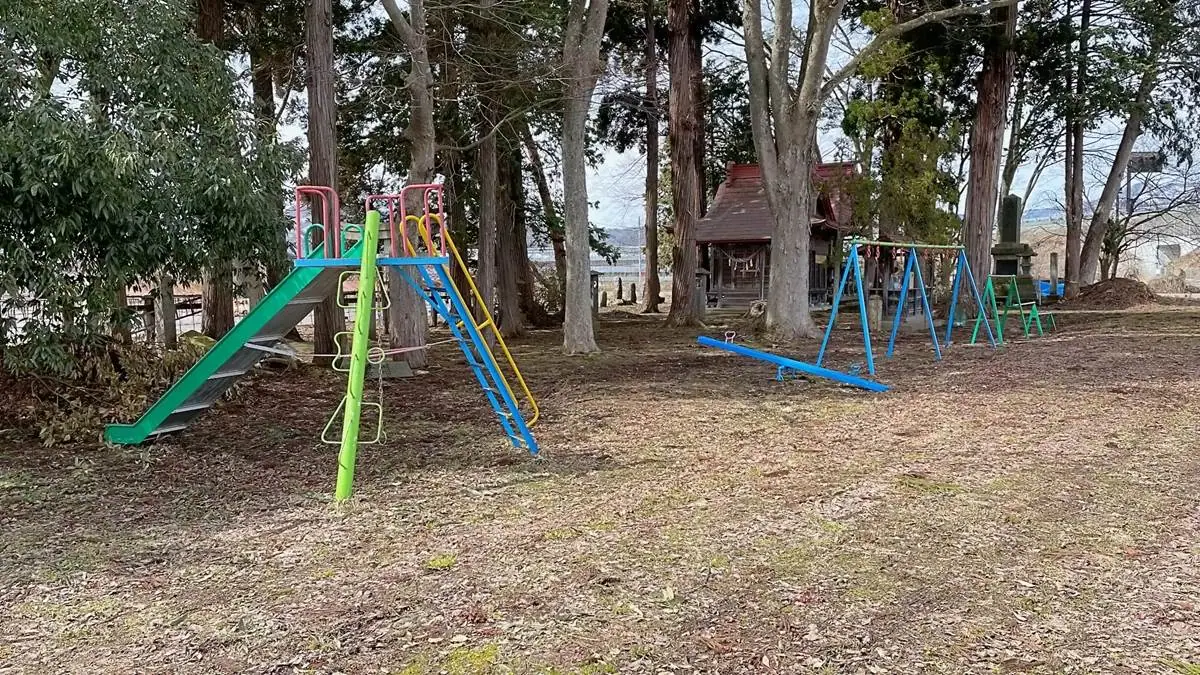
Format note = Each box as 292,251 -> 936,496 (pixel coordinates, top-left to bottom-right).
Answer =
104,244 -> 362,445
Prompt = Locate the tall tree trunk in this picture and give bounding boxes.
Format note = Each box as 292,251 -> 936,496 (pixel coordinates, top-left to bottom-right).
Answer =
250,23 -> 291,294
999,73 -> 1026,200
197,0 -> 224,44
691,15 -> 706,217
1079,64 -> 1157,284
383,0 -> 435,368
559,0 -> 610,354
305,0 -> 345,365
1063,105 -> 1073,293
437,35 -> 474,317
201,261 -> 236,339
877,141 -> 902,238
741,0 -> 841,341
497,146 -> 527,337
477,128 -> 499,325
962,4 -> 1017,289
197,0 -> 236,339
643,0 -> 662,313
112,286 -> 131,343
563,91 -> 600,351
250,33 -> 302,341
473,0 -> 507,334
444,150 -> 474,315
519,121 -> 568,300
1065,0 -> 1090,298
156,275 -> 177,348
665,0 -> 700,326
511,153 -> 549,326
764,138 -> 818,339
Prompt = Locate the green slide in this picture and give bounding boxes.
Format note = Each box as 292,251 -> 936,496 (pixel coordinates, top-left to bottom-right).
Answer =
104,243 -> 362,445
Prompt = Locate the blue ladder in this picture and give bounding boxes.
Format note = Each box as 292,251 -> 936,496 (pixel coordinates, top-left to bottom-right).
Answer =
393,262 -> 539,455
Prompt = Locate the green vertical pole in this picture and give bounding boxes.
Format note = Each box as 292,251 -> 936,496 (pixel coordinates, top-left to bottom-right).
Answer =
990,279 -> 1005,342
334,210 -> 381,501
971,278 -> 1002,345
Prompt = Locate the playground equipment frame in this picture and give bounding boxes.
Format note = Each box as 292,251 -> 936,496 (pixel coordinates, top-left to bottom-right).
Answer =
816,239 -> 997,376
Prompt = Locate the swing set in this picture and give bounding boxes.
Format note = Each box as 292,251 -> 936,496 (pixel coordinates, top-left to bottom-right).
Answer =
969,274 -> 1057,344
816,239 -> 998,377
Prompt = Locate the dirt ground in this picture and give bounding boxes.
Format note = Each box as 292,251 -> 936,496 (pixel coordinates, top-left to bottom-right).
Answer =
2,303 -> 1199,674
1058,279 -> 1158,311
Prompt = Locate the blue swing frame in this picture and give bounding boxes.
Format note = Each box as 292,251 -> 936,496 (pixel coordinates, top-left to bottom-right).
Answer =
816,241 -> 997,376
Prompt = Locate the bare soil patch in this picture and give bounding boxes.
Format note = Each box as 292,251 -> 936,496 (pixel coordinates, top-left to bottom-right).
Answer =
2,308 -> 1199,673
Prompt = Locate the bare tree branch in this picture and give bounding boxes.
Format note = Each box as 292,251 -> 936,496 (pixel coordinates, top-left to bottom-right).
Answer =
381,0 -> 418,46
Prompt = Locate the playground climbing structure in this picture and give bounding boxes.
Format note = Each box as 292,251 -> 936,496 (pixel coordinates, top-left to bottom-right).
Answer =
969,274 -> 1056,345
105,184 -> 540,499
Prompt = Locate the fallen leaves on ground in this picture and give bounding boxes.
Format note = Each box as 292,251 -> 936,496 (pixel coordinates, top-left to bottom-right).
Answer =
1,308 -> 1198,673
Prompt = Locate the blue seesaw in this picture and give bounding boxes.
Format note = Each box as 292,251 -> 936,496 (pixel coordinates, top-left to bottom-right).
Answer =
697,336 -> 889,392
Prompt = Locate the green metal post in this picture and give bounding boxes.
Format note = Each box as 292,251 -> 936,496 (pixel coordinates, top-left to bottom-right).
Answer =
971,277 -> 1005,345
334,210 -> 382,501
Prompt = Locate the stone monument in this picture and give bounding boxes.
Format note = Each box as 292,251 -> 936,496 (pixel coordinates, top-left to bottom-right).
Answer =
991,194 -> 1035,277
1049,252 -> 1059,299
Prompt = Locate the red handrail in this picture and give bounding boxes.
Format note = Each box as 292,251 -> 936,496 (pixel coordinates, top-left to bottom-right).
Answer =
364,193 -> 404,257
403,183 -> 446,255
295,186 -> 341,258
367,183 -> 447,257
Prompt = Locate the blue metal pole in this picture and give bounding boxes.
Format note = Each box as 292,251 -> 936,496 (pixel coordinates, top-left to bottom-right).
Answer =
961,252 -> 998,348
944,249 -> 965,345
698,336 -> 888,392
392,265 -> 454,324
910,247 -> 942,361
852,246 -> 876,375
393,261 -> 528,446
817,245 -> 856,367
435,266 -> 538,452
887,250 -> 916,358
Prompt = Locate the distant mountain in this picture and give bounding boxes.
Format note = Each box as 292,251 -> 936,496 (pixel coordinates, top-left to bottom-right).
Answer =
1023,207 -> 1063,222
598,227 -> 645,247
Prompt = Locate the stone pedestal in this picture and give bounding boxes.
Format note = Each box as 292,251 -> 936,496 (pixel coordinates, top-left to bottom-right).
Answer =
867,295 -> 883,333
590,271 -> 603,316
1049,252 -> 1060,299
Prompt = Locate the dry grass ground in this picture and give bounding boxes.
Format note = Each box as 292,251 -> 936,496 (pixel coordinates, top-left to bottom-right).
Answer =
2,304 -> 1199,674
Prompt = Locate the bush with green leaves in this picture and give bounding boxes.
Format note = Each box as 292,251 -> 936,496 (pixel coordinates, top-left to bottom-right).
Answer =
0,0 -> 300,377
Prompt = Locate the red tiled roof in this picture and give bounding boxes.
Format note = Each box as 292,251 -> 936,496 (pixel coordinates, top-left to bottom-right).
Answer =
695,162 -> 856,243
